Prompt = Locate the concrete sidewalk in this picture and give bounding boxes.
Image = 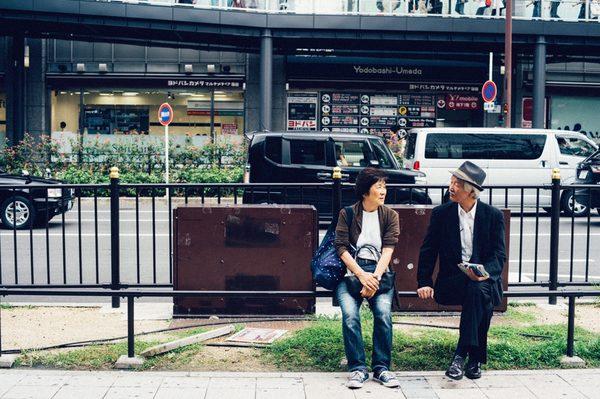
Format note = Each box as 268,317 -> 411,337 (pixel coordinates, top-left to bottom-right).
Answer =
0,369 -> 598,399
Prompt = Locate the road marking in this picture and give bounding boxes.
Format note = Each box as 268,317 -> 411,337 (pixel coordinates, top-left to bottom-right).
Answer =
522,272 -> 600,280
509,259 -> 595,263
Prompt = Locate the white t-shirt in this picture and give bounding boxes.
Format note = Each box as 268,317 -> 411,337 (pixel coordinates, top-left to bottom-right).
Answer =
355,209 -> 382,262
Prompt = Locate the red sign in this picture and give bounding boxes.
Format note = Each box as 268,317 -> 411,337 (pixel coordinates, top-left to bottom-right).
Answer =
158,103 -> 174,126
446,94 -> 479,110
482,80 -> 497,103
222,123 -> 238,135
288,120 -> 317,130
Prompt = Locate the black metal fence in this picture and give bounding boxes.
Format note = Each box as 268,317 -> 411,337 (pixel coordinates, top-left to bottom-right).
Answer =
0,170 -> 599,363
0,172 -> 598,291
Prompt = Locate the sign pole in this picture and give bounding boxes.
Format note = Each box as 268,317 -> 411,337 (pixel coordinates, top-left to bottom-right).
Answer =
504,0 -> 513,128
164,124 -> 169,185
489,52 -> 493,81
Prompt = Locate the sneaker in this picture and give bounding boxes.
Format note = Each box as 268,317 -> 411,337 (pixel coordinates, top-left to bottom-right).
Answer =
373,370 -> 400,388
346,370 -> 369,389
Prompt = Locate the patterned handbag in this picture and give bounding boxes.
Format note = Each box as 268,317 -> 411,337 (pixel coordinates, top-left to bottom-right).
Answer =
311,206 -> 354,290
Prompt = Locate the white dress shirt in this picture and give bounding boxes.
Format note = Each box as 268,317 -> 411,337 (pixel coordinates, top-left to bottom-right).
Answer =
458,201 -> 477,262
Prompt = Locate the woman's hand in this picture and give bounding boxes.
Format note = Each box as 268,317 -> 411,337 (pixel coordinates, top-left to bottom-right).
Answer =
358,272 -> 380,291
360,286 -> 377,299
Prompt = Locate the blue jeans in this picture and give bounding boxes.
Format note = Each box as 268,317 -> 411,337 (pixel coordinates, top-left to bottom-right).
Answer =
335,262 -> 394,373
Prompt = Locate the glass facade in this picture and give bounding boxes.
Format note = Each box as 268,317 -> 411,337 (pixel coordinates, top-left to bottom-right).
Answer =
51,89 -> 245,147
550,95 -> 600,144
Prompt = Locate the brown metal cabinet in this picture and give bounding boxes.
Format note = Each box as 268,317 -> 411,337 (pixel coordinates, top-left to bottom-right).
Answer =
388,205 -> 511,312
173,205 -> 318,316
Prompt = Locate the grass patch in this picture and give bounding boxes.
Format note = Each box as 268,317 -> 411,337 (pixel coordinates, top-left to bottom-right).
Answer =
0,303 -> 13,310
505,307 -> 537,324
265,316 -> 600,371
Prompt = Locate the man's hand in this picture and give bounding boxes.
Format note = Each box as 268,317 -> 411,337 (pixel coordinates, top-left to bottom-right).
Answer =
358,272 -> 380,291
466,268 -> 489,282
360,286 -> 377,299
417,286 -> 434,299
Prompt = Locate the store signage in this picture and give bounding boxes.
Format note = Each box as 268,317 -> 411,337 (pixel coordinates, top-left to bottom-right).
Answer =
287,92 -> 318,131
158,103 -> 173,126
446,94 -> 480,110
187,100 -> 244,116
222,123 -> 238,135
318,91 -> 437,134
167,79 -> 243,89
287,57 -> 486,84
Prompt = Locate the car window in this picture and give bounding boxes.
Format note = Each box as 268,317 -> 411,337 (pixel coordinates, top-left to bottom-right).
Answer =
557,136 -> 597,158
289,139 -> 326,166
404,133 -> 417,160
425,133 -> 546,160
369,139 -> 395,169
264,136 -> 282,164
333,140 -> 370,167
425,134 -> 490,159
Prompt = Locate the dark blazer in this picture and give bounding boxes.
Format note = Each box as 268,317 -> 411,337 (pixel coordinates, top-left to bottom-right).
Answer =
417,200 -> 506,306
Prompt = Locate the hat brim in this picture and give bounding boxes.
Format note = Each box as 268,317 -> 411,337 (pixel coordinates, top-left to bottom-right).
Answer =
449,170 -> 484,191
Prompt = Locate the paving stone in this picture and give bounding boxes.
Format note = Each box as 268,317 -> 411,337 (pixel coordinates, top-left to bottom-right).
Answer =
573,385 -> 600,399
112,374 -> 164,388
425,376 -> 479,390
51,386 -> 108,399
208,377 -> 256,389
161,376 -> 210,389
63,373 -> 119,387
154,387 -> 208,399
102,387 -> 158,399
256,387 -> 306,399
0,384 -> 60,399
256,377 -> 304,389
482,387 -> 538,399
433,388 -> 487,399
474,375 -> 525,389
526,386 -> 588,399
400,388 -> 439,399
205,388 -> 255,399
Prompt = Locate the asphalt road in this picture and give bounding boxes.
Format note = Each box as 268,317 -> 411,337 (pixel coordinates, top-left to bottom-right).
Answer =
0,198 -> 599,291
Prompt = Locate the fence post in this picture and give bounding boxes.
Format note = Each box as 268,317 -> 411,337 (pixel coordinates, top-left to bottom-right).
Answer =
127,296 -> 135,358
567,295 -> 575,357
332,166 -> 342,225
549,168 -> 560,305
110,167 -> 121,309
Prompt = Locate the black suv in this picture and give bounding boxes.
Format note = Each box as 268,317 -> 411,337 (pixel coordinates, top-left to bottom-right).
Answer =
242,132 -> 431,220
0,171 -> 74,229
574,149 -> 600,216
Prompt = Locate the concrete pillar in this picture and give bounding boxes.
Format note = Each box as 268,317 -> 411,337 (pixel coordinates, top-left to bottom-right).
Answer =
533,36 -> 546,129
25,39 -> 48,139
260,29 -> 273,131
6,35 -> 26,145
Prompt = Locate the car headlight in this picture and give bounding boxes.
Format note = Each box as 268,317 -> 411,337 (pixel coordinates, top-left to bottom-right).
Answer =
47,188 -> 62,198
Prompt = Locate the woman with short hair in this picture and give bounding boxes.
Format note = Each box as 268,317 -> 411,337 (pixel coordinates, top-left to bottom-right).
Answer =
334,167 -> 400,389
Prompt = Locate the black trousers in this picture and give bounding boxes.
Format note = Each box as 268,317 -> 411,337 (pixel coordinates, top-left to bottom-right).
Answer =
456,280 -> 494,363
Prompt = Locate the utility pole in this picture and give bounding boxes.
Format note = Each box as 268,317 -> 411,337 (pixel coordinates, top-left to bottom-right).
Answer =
504,0 -> 513,127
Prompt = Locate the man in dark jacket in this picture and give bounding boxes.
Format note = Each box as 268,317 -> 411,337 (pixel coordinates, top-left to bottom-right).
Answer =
416,161 -> 506,380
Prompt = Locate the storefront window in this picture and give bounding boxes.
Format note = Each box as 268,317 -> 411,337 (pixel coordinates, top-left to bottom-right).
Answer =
51,89 -> 245,146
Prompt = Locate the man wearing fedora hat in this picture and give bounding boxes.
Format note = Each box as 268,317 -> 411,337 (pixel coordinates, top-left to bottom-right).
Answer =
416,161 -> 506,380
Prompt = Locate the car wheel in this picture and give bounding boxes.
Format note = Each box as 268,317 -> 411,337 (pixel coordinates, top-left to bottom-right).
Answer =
561,191 -> 589,217
1,195 -> 37,229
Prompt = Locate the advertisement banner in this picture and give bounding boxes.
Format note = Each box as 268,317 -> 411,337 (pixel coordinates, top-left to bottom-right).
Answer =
287,92 -> 318,131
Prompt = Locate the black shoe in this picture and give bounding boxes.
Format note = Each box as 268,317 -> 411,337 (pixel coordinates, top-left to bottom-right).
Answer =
465,360 -> 482,379
445,355 -> 465,380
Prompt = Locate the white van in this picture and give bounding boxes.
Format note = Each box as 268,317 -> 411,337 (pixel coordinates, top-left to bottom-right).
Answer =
403,128 -> 598,215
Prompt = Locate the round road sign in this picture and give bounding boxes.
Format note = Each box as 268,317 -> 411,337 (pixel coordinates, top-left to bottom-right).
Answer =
482,80 -> 497,103
158,103 -> 174,126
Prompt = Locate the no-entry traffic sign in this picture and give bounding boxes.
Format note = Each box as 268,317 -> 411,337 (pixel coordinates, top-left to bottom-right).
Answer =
158,103 -> 174,126
482,80 -> 497,103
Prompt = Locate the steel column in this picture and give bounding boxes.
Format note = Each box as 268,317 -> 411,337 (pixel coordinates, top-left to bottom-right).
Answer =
533,36 -> 546,129
259,29 -> 273,131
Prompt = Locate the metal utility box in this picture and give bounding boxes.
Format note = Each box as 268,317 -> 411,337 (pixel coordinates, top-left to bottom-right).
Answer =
388,205 -> 511,312
173,205 -> 318,316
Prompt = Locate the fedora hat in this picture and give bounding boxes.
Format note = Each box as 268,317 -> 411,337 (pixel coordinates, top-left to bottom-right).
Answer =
450,161 -> 486,191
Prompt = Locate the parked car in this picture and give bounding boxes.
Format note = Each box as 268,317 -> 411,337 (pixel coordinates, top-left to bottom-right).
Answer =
0,171 -> 74,229
402,128 -> 598,216
242,131 -> 431,221
574,149 -> 600,216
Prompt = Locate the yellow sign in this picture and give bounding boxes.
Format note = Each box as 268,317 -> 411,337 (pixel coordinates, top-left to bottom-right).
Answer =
399,106 -> 407,116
